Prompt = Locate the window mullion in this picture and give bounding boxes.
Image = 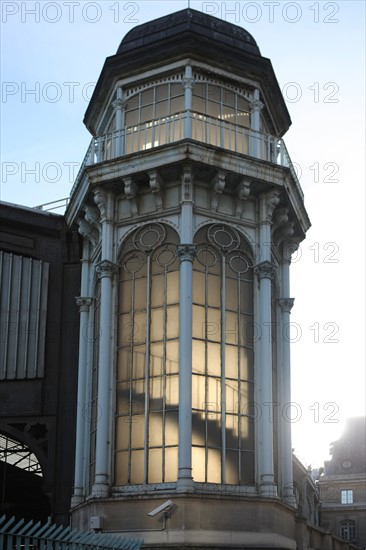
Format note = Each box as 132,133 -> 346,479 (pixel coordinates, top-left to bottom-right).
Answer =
237,272 -> 242,483
205,264 -> 209,483
221,253 -> 226,484
144,254 -> 151,483
162,263 -> 168,482
128,273 -> 135,483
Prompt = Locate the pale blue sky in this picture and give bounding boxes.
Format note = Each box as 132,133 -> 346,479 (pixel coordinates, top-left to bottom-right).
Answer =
1,0 -> 365,467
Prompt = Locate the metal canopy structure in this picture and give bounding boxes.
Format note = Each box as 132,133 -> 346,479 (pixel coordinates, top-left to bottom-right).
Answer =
0,434 -> 42,475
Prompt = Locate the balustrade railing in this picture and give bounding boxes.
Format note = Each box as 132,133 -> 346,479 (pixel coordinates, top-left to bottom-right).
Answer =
70,110 -> 303,200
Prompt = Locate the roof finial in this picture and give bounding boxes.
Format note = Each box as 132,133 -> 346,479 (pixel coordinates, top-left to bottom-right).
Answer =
188,0 -> 190,7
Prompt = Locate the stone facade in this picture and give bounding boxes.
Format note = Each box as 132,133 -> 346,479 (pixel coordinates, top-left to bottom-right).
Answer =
318,417 -> 366,549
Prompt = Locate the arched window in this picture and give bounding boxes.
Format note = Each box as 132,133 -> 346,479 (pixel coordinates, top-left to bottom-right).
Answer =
191,224 -> 255,485
115,224 -> 180,485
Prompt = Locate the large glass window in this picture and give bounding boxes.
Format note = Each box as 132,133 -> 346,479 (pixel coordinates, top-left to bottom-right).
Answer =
125,84 -> 185,154
192,84 -> 250,155
192,224 -> 255,484
115,224 -> 180,485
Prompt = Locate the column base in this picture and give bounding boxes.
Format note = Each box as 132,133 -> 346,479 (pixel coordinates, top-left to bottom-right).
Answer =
260,475 -> 277,498
92,480 -> 109,498
283,485 -> 297,508
283,494 -> 297,507
177,470 -> 194,493
71,493 -> 84,507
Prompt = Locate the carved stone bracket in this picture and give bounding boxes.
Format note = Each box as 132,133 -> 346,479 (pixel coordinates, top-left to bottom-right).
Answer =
77,217 -> 99,247
272,208 -> 289,233
123,177 -> 138,216
278,298 -> 295,314
254,260 -> 277,282
282,238 -> 302,263
148,170 -> 163,211
177,244 -> 196,263
93,188 -> 108,221
235,178 -> 251,216
181,165 -> 193,202
96,260 -> 118,279
261,191 -> 281,223
84,205 -> 101,234
210,171 -> 226,211
75,297 -> 93,313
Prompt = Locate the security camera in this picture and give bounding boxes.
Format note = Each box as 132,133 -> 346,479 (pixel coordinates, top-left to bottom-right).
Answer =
147,500 -> 173,517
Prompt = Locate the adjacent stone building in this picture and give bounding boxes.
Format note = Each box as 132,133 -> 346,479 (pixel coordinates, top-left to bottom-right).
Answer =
318,417 -> 366,548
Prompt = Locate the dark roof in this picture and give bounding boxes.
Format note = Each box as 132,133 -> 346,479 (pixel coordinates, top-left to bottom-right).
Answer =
117,8 -> 260,57
84,8 -> 291,137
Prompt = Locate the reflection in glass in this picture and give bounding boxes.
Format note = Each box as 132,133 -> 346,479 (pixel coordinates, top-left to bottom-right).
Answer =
192,224 -> 255,485
116,224 -> 180,485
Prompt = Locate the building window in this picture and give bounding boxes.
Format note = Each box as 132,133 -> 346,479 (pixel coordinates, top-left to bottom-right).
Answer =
121,79 -> 253,157
341,489 -> 353,504
340,520 -> 356,541
191,224 -> 255,484
124,83 -> 185,154
192,83 -> 250,155
115,224 -> 180,485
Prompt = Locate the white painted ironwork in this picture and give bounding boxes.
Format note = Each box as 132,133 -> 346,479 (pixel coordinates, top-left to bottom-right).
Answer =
0,515 -> 143,549
0,434 -> 42,475
70,110 -> 303,201
34,197 -> 70,213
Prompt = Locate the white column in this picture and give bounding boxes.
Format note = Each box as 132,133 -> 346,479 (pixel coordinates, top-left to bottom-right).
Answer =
177,164 -> 195,492
72,242 -> 92,506
255,191 -> 280,497
112,87 -> 126,157
92,190 -> 116,497
183,65 -> 194,139
249,89 -> 264,158
278,246 -> 297,506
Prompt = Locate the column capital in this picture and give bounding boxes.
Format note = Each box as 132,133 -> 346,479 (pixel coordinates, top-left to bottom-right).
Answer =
278,297 -> 295,313
112,98 -> 127,111
177,244 -> 196,263
96,260 -> 118,279
254,260 -> 277,281
250,98 -> 264,112
76,297 -> 93,312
